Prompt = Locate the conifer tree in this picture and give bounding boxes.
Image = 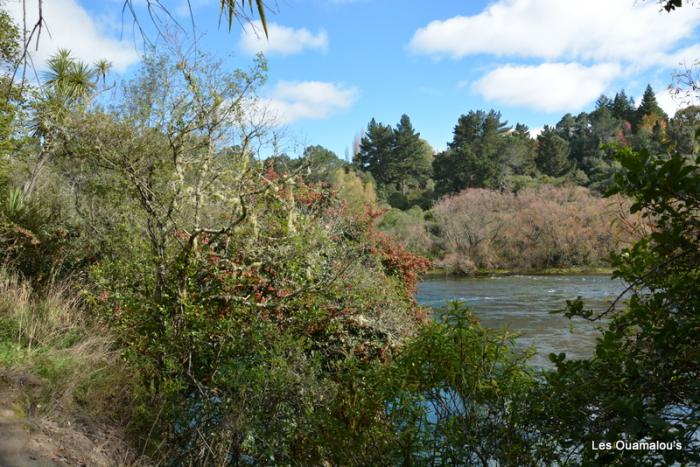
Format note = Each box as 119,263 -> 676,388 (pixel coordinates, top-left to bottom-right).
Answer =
535,126 -> 572,177
391,114 -> 432,195
433,109 -> 509,194
354,118 -> 395,186
612,90 -> 635,122
635,84 -> 668,125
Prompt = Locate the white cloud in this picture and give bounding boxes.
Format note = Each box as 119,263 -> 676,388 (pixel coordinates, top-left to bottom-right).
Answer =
651,43 -> 700,69
240,21 -> 328,55
472,62 -> 622,113
261,81 -> 358,125
409,0 -> 700,65
6,0 -> 139,72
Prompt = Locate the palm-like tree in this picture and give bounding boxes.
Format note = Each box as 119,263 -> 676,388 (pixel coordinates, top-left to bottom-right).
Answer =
23,50 -> 109,196
94,59 -> 112,85
44,49 -> 98,102
122,0 -> 269,37
219,0 -> 268,36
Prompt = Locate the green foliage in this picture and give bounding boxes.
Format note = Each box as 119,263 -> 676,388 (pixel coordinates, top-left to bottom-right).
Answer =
0,6 -> 21,163
0,6 -> 20,68
355,115 -> 433,208
2,2 -> 698,461
41,50 -> 432,463
611,89 -> 636,122
355,118 -> 395,186
538,148 -> 700,464
535,126 -> 572,177
378,206 -> 434,257
390,115 -> 433,196
330,167 -> 378,215
267,145 -> 348,186
385,301 -> 538,465
350,87 -> 688,206
300,144 -> 347,184
667,105 -> 700,156
433,109 -> 510,195
635,84 -> 668,127
0,187 -> 77,283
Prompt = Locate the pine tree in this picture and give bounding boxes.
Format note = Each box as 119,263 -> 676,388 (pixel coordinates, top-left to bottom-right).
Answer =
433,109 -> 509,194
501,124 -> 536,176
391,114 -> 432,195
354,118 -> 394,186
536,126 -> 572,177
635,85 -> 668,125
595,94 -> 613,111
612,90 -> 635,122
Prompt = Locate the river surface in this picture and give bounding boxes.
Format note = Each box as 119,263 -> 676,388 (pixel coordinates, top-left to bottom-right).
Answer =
417,275 -> 626,368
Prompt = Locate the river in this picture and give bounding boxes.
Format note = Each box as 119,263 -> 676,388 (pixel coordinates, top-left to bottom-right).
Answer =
417,274 -> 626,368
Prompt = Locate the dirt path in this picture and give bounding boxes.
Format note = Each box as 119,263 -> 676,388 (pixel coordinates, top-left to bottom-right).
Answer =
0,397 -> 126,466
0,406 -> 63,466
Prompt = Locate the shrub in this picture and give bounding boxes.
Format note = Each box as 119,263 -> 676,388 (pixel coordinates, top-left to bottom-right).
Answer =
429,185 -> 645,272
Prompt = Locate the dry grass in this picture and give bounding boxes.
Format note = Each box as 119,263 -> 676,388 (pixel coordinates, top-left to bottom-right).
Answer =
0,269 -> 150,466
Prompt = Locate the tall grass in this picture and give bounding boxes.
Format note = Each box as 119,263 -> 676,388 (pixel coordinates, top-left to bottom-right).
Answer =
0,269 -> 146,464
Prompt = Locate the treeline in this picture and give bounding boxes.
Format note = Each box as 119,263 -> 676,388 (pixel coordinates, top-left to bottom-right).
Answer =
356,85 -> 696,208
269,86 -> 689,271
273,85 -> 697,212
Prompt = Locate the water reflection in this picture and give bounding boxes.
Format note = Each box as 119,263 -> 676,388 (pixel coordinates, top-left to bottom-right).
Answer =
417,275 -> 626,369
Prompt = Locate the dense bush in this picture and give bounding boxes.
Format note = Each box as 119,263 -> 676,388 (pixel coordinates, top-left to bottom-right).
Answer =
377,206 -> 435,258
530,149 -> 700,465
22,50 -> 432,464
409,185 -> 646,273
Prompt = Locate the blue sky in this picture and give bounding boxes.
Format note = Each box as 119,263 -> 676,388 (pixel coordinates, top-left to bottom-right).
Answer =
8,0 -> 700,158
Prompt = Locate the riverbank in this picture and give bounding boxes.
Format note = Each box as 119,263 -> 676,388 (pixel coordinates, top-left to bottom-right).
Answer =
423,266 -> 614,278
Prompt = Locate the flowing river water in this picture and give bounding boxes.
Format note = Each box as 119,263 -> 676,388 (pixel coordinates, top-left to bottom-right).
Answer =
417,275 -> 627,368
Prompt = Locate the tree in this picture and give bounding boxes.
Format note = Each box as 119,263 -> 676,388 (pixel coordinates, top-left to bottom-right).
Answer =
595,94 -> 612,111
0,6 -> 20,161
354,118 -> 394,186
555,112 -> 592,167
500,124 -> 537,177
667,105 -> 700,156
354,115 -> 432,208
330,167 -> 377,214
390,114 -> 432,196
635,84 -> 668,127
537,147 -> 700,465
433,110 -> 509,195
300,144 -> 346,184
535,126 -> 572,177
611,89 -> 635,122
9,0 -> 269,102
21,49 -> 110,197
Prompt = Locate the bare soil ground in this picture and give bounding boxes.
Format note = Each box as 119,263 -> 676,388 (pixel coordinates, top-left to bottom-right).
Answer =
0,386 -> 140,467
